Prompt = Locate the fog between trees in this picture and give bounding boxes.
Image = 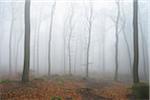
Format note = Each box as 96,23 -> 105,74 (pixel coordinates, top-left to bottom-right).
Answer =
0,0 -> 149,83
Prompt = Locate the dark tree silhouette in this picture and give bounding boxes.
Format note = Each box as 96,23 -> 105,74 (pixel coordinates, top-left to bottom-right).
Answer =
133,0 -> 139,83
22,0 -> 31,82
114,0 -> 120,81
48,2 -> 56,78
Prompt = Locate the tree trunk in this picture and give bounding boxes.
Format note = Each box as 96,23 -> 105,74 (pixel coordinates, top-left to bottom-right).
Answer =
121,5 -> 132,78
9,6 -> 14,76
37,11 -> 42,75
22,0 -> 31,82
48,2 -> 56,78
122,27 -> 132,74
15,32 -> 23,74
114,0 -> 120,81
63,18 -> 67,74
140,23 -> 148,80
133,0 -> 139,83
68,5 -> 74,75
86,4 -> 93,78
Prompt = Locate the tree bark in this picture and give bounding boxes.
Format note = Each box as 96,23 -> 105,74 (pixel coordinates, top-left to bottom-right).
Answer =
48,2 -> 56,78
86,3 -> 93,78
140,23 -> 148,80
68,4 -> 74,75
114,0 -> 120,81
22,0 -> 31,82
15,32 -> 23,74
9,5 -> 14,76
37,11 -> 42,75
133,0 -> 139,83
120,8 -> 132,75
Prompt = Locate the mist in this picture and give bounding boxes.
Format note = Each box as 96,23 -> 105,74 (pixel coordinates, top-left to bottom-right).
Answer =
0,0 -> 149,99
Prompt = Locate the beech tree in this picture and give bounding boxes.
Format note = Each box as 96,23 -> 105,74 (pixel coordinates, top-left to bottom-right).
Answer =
9,3 -> 14,76
48,2 -> 56,78
68,4 -> 74,75
85,2 -> 93,78
114,0 -> 120,81
133,0 -> 139,83
22,0 -> 31,82
120,4 -> 132,75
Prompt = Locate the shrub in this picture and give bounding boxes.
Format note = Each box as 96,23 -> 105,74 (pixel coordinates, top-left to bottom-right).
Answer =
0,79 -> 12,84
51,96 -> 62,100
132,82 -> 149,99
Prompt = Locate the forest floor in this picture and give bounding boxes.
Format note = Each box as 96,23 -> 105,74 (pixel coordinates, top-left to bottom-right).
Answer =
0,75 -> 135,100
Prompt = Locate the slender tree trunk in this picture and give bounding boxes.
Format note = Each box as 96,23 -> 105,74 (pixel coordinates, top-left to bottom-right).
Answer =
48,2 -> 56,78
74,40 -> 78,74
101,16 -> 106,75
140,23 -> 148,80
63,27 -> 66,74
62,16 -> 68,75
37,11 -> 42,75
133,0 -> 139,83
68,4 -> 74,75
102,43 -> 105,74
37,26 -> 40,75
114,0 -> 120,81
15,32 -> 23,74
68,30 -> 72,75
33,21 -> 37,72
86,22 -> 92,78
22,0 -> 31,82
121,5 -> 132,78
122,28 -> 132,74
86,4 -> 93,78
9,6 -> 14,76
63,38 -> 66,74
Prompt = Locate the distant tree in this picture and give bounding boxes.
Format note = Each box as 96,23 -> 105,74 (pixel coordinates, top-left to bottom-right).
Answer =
140,23 -> 149,80
37,10 -> 42,75
48,1 -> 56,78
74,39 -> 78,74
68,4 -> 74,75
101,15 -> 106,75
133,0 -> 139,83
120,5 -> 132,76
114,0 -> 120,81
15,29 -> 23,74
9,3 -> 15,76
33,16 -> 38,72
22,0 -> 31,82
62,15 -> 68,74
85,2 -> 93,78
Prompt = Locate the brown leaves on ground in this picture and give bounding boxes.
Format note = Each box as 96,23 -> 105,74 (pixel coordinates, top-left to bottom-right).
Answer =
99,82 -> 132,100
0,77 -> 132,100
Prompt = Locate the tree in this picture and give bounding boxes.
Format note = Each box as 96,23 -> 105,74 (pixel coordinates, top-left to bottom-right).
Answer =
37,10 -> 42,75
62,16 -> 68,74
15,29 -> 23,74
114,0 -> 120,81
120,5 -> 132,76
101,14 -> 106,75
22,0 -> 31,82
68,4 -> 74,75
140,24 -> 149,80
133,0 -> 139,83
48,1 -> 56,78
9,3 -> 15,76
85,2 -> 93,78
33,16 -> 38,72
